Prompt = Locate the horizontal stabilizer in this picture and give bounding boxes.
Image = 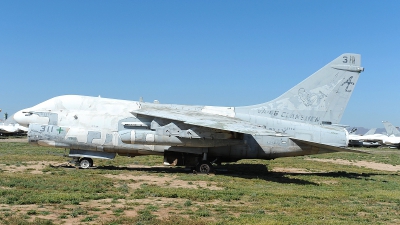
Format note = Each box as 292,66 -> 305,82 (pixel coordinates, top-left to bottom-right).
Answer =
290,138 -> 369,154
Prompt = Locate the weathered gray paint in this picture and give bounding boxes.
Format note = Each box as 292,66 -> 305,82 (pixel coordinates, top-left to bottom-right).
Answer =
14,53 -> 365,166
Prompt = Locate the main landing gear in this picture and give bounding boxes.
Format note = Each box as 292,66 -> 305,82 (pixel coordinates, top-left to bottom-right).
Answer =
194,153 -> 214,174
196,160 -> 213,174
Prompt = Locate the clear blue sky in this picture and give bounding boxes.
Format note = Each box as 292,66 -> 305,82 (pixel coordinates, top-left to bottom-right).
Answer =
1,1 -> 399,128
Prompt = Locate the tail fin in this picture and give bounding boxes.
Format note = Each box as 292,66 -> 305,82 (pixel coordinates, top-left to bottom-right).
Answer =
382,121 -> 400,137
236,53 -> 364,125
364,128 -> 376,136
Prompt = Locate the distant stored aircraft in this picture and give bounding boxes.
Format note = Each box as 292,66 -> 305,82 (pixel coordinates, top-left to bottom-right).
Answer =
348,128 -> 378,147
0,119 -> 28,136
14,53 -> 365,172
357,131 -> 387,148
381,121 -> 400,148
355,124 -> 400,148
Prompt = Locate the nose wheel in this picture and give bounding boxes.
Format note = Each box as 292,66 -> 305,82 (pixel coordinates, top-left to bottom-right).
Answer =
79,158 -> 93,169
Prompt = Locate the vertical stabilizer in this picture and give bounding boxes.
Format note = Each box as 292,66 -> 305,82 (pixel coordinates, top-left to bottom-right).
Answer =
383,121 -> 400,137
364,128 -> 376,136
236,53 -> 364,125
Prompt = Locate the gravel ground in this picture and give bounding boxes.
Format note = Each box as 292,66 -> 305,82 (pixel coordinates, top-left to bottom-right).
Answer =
0,138 -> 28,143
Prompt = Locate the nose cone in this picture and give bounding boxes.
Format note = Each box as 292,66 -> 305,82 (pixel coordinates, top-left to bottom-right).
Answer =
13,109 -> 31,127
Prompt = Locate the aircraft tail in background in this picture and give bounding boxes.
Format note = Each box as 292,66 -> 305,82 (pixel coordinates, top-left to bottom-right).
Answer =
383,121 -> 400,137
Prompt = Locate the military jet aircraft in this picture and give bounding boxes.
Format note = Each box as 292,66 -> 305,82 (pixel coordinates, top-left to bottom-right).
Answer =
348,128 -> 378,147
354,123 -> 400,148
14,53 -> 364,173
0,119 -> 28,136
381,121 -> 400,148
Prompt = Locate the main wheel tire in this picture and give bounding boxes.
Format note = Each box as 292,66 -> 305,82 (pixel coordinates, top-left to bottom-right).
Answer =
79,158 -> 92,169
196,161 -> 213,174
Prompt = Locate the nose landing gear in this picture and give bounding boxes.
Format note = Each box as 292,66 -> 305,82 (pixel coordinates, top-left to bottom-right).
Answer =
70,157 -> 93,169
79,157 -> 93,169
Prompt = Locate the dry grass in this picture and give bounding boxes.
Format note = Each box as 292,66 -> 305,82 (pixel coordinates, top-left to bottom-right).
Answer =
1,141 -> 400,224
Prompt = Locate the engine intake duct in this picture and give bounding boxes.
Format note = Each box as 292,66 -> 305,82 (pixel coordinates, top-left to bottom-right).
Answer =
119,129 -> 242,147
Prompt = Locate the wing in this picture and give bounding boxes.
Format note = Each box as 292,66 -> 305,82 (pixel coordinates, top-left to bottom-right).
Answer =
131,105 -> 276,136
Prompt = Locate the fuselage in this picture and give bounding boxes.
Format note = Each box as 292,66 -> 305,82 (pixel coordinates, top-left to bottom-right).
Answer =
14,95 -> 348,161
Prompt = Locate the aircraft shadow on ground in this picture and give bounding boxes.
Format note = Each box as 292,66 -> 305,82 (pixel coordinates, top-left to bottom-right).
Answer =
213,164 -> 385,186
53,163 -> 387,186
